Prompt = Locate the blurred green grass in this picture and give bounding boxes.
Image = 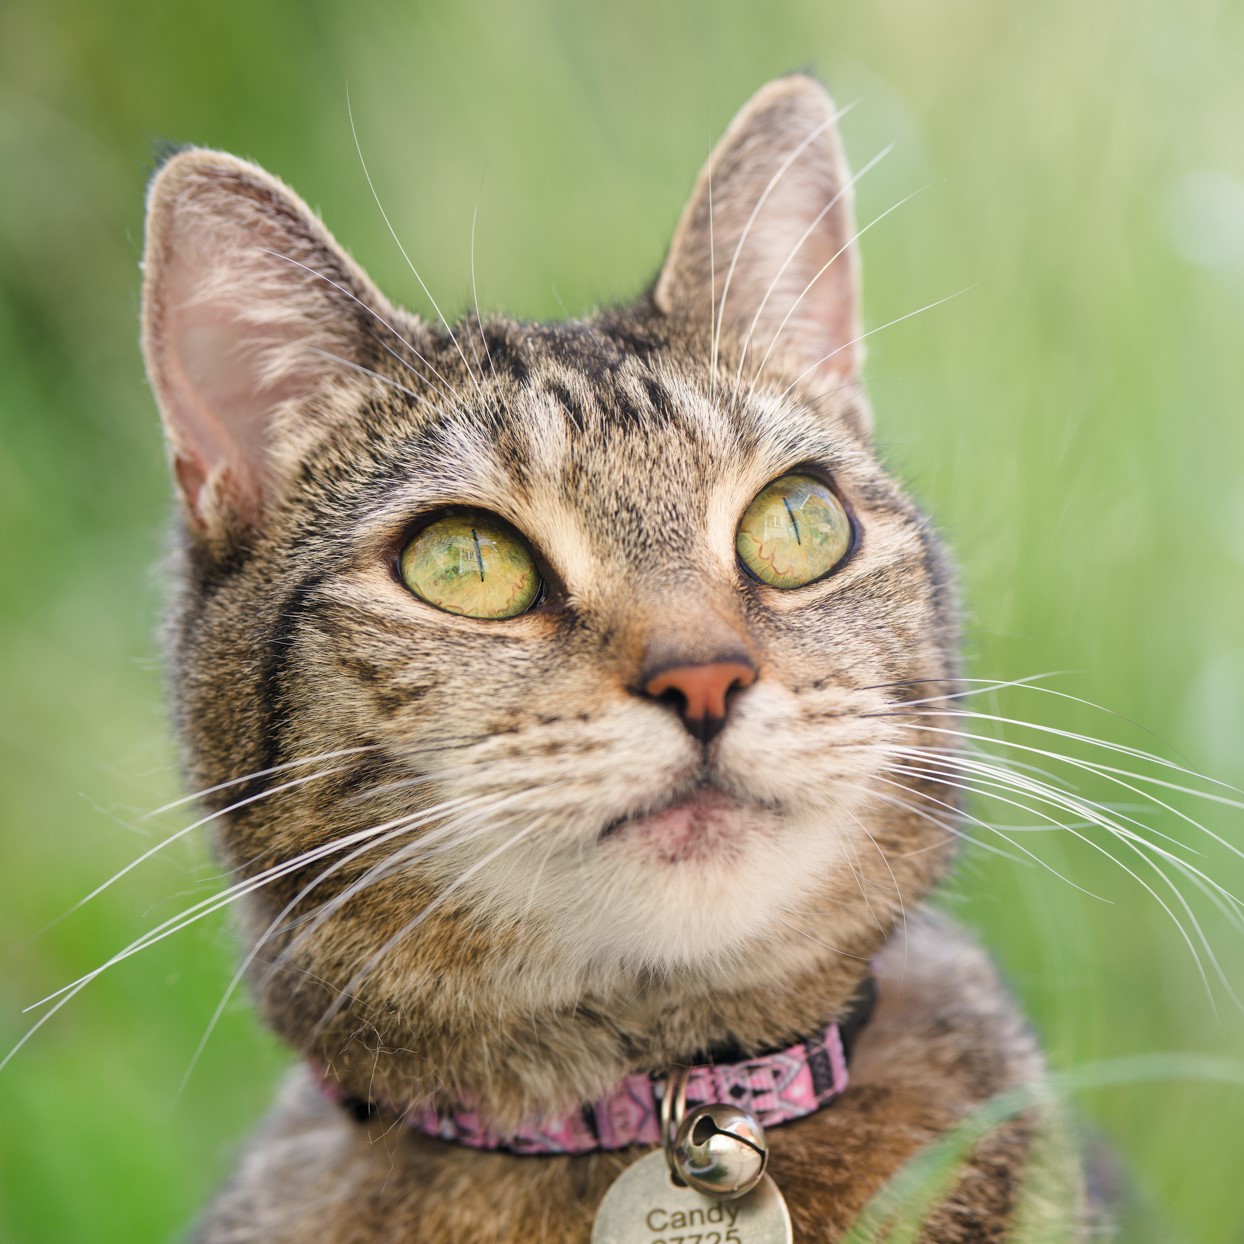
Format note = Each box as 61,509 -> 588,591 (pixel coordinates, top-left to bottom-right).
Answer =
2,0 -> 1243,1239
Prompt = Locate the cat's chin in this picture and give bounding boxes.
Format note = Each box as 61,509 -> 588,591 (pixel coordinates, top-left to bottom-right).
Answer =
602,786 -> 746,855
602,787 -> 771,864
531,788 -> 863,975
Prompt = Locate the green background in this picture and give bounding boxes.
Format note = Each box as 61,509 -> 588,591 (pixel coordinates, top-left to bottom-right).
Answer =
3,1 -> 1243,1240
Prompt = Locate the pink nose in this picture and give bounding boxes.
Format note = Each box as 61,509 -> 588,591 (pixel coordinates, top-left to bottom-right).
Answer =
643,661 -> 757,743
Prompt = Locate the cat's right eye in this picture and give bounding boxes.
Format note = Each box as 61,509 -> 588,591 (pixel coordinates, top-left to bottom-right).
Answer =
736,473 -> 854,588
398,513 -> 542,619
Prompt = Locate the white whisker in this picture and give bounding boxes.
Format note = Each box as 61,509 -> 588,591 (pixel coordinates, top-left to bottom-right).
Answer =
707,136 -> 717,404
469,199 -> 500,391
177,789 -> 503,1097
309,819 -> 544,1040
262,250 -> 468,414
745,186 -> 927,401
890,705 -> 1239,797
711,103 -> 857,393
265,787 -> 543,982
870,775 -> 1096,890
776,285 -> 975,403
774,914 -> 871,961
846,804 -> 908,978
2,811 -> 457,1073
891,752 -> 1240,1009
897,720 -> 1244,859
730,142 -> 894,407
346,90 -> 489,411
895,749 -> 1244,925
55,765 -> 353,925
306,347 -> 427,405
144,745 -> 379,818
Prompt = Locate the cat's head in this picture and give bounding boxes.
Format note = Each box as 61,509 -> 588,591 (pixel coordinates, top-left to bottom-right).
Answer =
141,76 -> 960,1114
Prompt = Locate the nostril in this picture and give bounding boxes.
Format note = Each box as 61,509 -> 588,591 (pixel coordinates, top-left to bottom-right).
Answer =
722,669 -> 751,704
657,686 -> 689,717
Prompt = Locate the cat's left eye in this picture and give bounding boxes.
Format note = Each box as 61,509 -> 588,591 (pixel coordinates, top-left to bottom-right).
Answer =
736,473 -> 854,589
398,513 -> 542,619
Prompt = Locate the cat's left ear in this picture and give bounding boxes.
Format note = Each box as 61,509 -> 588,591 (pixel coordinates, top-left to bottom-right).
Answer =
655,76 -> 867,430
142,148 -> 404,537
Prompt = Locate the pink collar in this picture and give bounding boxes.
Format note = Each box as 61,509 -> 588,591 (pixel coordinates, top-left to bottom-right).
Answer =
317,1014 -> 864,1156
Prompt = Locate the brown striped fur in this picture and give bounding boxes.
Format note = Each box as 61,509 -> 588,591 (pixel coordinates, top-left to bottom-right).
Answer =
140,76 -> 1099,1240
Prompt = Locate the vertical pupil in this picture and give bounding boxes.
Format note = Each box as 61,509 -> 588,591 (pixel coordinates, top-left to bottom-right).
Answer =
781,495 -> 801,544
471,528 -> 485,581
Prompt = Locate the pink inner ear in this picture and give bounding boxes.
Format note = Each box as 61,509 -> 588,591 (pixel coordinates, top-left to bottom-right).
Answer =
143,150 -> 400,535
717,155 -> 863,392
172,453 -> 209,515
158,287 -> 273,523
153,233 -> 376,529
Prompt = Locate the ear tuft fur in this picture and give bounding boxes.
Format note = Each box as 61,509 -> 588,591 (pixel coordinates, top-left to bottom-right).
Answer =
148,138 -> 195,177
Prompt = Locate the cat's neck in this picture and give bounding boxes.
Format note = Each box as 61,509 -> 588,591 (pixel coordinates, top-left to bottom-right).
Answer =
241,777 -> 956,1130
290,898 -> 886,1132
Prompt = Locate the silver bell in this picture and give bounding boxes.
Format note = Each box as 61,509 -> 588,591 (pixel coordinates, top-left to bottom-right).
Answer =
671,1104 -> 769,1200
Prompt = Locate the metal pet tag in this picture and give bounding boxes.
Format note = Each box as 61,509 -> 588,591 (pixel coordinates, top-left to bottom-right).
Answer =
592,1150 -> 793,1244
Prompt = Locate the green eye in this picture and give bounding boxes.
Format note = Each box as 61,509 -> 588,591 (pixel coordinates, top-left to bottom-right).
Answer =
399,513 -> 542,619
736,474 -> 853,588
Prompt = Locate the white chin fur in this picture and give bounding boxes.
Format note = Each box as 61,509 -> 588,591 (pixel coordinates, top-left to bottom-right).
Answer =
572,802 -> 862,972
458,795 -> 867,976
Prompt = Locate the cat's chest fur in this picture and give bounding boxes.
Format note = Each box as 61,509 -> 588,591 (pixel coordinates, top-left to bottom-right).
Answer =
140,75 -> 1098,1241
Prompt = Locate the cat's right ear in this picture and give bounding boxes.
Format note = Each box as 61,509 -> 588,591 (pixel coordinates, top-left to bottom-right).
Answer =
141,149 -> 402,537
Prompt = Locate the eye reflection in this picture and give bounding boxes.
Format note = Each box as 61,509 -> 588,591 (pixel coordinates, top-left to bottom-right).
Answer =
736,474 -> 853,588
399,514 -> 541,618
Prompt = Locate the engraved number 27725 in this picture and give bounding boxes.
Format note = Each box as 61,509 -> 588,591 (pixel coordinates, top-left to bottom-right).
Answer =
651,1232 -> 743,1244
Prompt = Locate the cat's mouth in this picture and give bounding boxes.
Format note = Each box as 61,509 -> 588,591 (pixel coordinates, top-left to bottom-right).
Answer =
600,781 -> 779,863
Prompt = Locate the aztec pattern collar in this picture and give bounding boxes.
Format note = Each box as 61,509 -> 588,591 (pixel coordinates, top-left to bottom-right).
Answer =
318,981 -> 876,1157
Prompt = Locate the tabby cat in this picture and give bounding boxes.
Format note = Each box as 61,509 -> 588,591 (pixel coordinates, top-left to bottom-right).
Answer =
141,75 -> 1098,1241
